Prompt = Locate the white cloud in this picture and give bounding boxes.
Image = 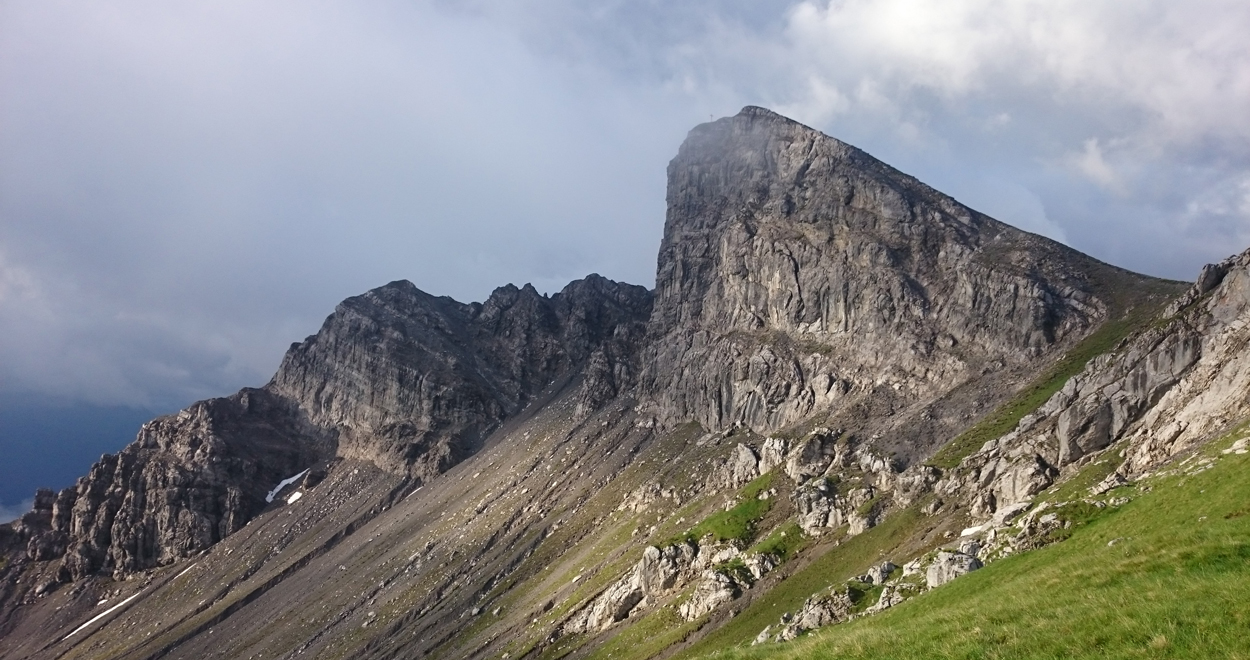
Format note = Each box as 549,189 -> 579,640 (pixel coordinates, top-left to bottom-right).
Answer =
1072,138 -> 1124,194
0,250 -> 40,308
0,0 -> 697,407
1180,172 -> 1250,244
970,178 -> 1069,244
783,0 -> 1250,148
778,75 -> 850,125
737,0 -> 1250,275
0,0 -> 1248,410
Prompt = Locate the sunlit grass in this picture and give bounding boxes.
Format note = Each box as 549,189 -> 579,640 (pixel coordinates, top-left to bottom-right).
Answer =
929,304 -> 1163,470
671,473 -> 777,546
710,437 -> 1250,659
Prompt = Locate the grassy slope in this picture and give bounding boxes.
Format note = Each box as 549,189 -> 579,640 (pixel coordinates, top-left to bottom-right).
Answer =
518,274 -> 1186,660
669,473 -> 777,546
673,505 -> 937,659
711,430 -> 1250,660
928,302 -> 1163,469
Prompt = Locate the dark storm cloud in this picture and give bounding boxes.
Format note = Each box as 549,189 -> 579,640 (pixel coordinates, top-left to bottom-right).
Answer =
1,0 -> 1247,412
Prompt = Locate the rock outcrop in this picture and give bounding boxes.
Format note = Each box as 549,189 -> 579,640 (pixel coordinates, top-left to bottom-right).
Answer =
36,389 -> 331,580
271,275 -> 652,475
679,570 -> 743,621
1120,250 -> 1250,473
639,106 -> 1123,440
14,275 -> 652,581
563,543 -> 700,633
925,551 -> 982,588
758,586 -> 857,644
946,246 -> 1250,519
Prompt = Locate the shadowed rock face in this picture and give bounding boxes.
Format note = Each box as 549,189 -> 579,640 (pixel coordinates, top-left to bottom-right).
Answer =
640,106 -> 1122,434
1,108 -> 1138,584
269,275 -> 653,475
949,244 -> 1250,519
14,275 -> 651,581
42,388 -> 332,580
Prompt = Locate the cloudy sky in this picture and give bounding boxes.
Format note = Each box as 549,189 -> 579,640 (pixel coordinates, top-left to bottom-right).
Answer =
1,0 -> 1247,515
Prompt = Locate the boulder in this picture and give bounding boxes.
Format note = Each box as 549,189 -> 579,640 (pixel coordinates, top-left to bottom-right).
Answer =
678,570 -> 741,620
784,433 -> 835,482
725,444 -> 760,488
758,437 -> 789,474
861,561 -> 896,584
869,583 -> 917,613
926,551 -> 982,588
792,480 -> 843,534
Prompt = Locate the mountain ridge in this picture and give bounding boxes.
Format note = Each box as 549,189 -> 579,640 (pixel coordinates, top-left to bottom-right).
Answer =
3,107 -> 1233,660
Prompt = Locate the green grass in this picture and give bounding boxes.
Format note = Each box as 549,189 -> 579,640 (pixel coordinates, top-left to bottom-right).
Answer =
684,499 -> 772,545
1040,449 -> 1126,504
750,522 -> 806,562
855,494 -> 882,517
928,306 -> 1161,470
675,506 -> 927,658
741,472 -> 776,500
673,473 -> 777,546
709,438 -> 1250,659
587,605 -> 707,660
844,582 -> 884,615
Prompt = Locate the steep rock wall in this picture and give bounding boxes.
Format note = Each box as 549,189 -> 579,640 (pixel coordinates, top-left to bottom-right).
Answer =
639,106 -> 1126,434
40,388 -> 330,579
949,248 -> 1250,517
268,274 -> 652,475
13,275 -> 651,580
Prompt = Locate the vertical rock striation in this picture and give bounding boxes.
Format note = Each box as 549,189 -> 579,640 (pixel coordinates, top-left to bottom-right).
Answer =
42,388 -> 331,579
951,245 -> 1250,519
268,275 -> 652,475
15,275 -> 651,580
640,106 -> 1130,434
1,107 -> 1206,660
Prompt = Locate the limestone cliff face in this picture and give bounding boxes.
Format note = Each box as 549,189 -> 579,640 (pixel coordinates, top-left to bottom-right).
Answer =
13,275 -> 650,581
39,388 -> 331,579
1121,254 -> 1250,473
1,108 -> 1151,584
1,107 -> 1211,656
951,246 -> 1250,518
268,274 -> 652,475
639,106 -> 1122,433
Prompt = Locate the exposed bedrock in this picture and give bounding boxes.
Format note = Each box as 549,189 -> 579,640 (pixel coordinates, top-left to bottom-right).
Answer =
3,107 -> 1210,659
31,388 -> 331,580
948,247 -> 1250,517
14,275 -> 651,581
638,106 -> 1125,434
269,274 -> 653,475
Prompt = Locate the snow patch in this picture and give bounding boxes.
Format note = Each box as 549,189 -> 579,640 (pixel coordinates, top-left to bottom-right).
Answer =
266,469 -> 310,503
65,591 -> 142,639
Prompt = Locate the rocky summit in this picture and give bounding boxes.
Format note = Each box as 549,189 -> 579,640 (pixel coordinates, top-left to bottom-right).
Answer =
3,107 -> 1246,660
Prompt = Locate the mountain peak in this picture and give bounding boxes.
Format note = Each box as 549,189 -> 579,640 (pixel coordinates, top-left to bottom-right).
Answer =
3,108 -> 1212,660
735,104 -> 807,125
645,107 -> 1164,441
